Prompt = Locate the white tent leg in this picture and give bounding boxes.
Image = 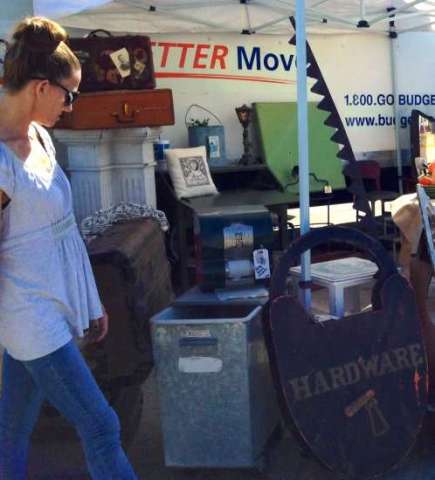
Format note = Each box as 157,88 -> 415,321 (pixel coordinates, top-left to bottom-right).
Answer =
360,0 -> 366,22
296,0 -> 311,310
389,13 -> 404,194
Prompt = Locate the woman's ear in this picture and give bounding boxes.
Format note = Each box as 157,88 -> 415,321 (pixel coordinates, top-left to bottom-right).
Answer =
32,79 -> 50,100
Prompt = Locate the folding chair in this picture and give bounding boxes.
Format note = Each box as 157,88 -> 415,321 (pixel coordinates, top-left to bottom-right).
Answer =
353,160 -> 401,258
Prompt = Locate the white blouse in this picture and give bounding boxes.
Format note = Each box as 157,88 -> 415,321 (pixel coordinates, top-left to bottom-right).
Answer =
0,124 -> 102,361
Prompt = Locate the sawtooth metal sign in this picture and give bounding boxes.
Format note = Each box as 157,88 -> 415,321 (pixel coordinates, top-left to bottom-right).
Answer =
148,32 -> 435,163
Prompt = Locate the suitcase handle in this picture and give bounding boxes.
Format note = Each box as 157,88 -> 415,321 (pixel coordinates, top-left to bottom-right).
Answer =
111,101 -> 139,123
86,29 -> 113,38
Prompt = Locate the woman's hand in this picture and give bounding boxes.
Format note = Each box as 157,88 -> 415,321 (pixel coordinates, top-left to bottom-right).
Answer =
88,308 -> 109,343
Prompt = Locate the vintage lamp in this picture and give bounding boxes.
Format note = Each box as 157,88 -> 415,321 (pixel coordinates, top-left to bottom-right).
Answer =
235,104 -> 254,165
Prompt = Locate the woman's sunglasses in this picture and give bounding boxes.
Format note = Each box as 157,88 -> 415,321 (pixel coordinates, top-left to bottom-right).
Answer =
51,80 -> 80,107
31,77 -> 80,107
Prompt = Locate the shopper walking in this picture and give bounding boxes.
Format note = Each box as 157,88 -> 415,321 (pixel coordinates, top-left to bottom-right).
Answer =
0,16 -> 138,479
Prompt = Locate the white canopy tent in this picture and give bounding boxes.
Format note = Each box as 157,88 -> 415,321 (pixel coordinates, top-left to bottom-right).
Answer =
57,0 -> 435,36
54,0 -> 435,307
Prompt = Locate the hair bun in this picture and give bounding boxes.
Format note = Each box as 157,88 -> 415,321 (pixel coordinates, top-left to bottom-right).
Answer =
12,16 -> 68,53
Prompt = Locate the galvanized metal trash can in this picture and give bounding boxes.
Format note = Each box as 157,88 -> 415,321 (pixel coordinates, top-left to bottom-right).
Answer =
151,303 -> 279,468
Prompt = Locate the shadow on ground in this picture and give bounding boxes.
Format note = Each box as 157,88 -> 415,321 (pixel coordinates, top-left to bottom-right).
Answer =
28,368 -> 435,480
28,281 -> 435,480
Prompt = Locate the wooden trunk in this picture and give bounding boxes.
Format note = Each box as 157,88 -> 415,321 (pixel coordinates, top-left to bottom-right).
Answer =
33,218 -> 174,446
86,218 -> 174,392
55,88 -> 175,129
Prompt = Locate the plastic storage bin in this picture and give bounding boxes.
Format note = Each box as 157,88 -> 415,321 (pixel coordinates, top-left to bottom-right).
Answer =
151,303 -> 279,469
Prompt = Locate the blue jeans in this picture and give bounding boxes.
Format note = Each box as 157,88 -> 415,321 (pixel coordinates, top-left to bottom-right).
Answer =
0,340 -> 138,480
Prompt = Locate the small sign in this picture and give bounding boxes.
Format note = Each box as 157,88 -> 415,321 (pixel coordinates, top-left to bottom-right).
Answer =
207,135 -> 221,159
268,273 -> 427,479
183,329 -> 212,338
324,183 -> 332,194
178,356 -> 223,373
253,248 -> 271,279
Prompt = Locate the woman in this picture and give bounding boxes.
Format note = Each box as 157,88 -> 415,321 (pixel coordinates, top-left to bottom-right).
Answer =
0,16 -> 138,479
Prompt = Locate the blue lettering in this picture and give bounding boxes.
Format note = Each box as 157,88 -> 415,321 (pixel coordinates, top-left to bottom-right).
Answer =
400,116 -> 409,128
264,53 -> 279,71
237,46 -> 261,70
399,94 -> 435,106
280,53 -> 294,71
237,47 -> 295,72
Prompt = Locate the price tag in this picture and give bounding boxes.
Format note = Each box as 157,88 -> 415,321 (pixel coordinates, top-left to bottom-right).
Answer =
253,248 -> 271,280
324,183 -> 332,194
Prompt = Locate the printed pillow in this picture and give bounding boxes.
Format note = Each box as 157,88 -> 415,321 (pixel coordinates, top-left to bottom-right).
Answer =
165,146 -> 218,199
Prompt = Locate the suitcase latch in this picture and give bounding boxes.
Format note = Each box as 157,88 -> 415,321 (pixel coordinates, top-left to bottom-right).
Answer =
112,102 -> 139,123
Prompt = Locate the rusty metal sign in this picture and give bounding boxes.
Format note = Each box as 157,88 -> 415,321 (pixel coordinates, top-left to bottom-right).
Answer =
267,226 -> 427,479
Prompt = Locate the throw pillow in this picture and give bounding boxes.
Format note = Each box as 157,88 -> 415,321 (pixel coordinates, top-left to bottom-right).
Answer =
165,146 -> 218,199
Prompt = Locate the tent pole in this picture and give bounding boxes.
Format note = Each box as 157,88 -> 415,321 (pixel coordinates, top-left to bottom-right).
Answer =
296,0 -> 311,310
389,10 -> 404,194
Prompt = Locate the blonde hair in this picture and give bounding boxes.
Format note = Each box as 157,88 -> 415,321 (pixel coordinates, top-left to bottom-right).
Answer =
3,16 -> 80,92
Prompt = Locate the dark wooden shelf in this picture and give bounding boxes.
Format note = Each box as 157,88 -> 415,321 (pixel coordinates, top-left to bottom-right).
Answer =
209,163 -> 268,174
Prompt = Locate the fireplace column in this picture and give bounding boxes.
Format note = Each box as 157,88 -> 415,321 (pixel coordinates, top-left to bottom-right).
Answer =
53,127 -> 160,224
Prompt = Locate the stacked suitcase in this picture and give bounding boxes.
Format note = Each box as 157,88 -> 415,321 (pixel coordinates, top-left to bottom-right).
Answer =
56,30 -> 174,129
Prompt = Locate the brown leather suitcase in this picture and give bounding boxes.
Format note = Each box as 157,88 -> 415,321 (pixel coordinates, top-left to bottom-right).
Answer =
55,88 -> 175,129
69,30 -> 155,91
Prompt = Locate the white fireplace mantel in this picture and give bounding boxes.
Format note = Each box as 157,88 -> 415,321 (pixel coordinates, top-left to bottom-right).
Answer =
53,127 -> 161,224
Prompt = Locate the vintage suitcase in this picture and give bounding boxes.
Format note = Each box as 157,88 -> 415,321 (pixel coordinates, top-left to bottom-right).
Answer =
69,30 -> 155,91
55,88 -> 175,129
33,218 -> 174,446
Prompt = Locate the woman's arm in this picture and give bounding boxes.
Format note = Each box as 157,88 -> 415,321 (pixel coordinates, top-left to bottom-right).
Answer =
92,309 -> 109,343
0,189 -> 10,211
87,307 -> 109,343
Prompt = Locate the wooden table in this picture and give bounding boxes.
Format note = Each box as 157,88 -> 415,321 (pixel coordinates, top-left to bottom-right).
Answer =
156,164 -> 299,291
178,189 -> 298,292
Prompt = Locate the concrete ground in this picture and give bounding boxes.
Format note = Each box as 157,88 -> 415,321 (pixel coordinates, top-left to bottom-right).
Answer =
27,282 -> 435,480
27,368 -> 435,480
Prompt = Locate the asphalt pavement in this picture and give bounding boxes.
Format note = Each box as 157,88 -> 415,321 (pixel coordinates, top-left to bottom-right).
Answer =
27,282 -> 435,480
27,366 -> 435,480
